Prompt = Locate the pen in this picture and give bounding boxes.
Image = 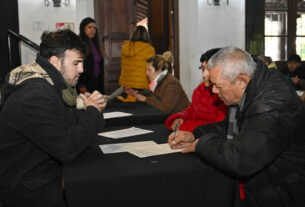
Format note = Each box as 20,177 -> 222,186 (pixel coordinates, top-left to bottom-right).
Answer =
172,123 -> 178,149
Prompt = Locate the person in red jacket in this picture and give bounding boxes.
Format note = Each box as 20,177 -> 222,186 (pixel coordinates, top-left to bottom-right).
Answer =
165,48 -> 227,132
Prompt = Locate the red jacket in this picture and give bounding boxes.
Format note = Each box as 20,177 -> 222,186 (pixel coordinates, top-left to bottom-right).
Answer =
165,82 -> 227,132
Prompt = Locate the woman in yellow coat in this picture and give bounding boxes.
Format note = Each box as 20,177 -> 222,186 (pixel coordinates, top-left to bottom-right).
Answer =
119,26 -> 155,101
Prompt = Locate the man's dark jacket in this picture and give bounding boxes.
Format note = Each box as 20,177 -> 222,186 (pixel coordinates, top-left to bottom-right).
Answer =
0,55 -> 104,206
194,60 -> 305,207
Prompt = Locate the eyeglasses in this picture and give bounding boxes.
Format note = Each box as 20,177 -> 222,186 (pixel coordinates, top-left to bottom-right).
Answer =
198,65 -> 203,70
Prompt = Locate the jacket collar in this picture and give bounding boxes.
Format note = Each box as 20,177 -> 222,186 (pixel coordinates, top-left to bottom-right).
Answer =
241,59 -> 269,113
36,54 -> 67,92
156,71 -> 169,85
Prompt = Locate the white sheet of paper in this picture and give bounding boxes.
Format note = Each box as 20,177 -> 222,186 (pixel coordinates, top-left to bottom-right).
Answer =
100,141 -> 157,154
99,142 -> 182,158
103,111 -> 133,119
296,90 -> 304,96
129,143 -> 183,158
98,127 -> 154,139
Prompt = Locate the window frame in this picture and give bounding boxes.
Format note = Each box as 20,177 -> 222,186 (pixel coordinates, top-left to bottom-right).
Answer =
264,0 -> 305,60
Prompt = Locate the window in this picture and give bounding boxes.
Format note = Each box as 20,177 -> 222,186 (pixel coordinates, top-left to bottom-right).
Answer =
265,0 -> 305,60
296,4 -> 305,60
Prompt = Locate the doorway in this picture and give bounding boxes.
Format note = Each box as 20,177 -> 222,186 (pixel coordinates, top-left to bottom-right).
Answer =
94,0 -> 179,94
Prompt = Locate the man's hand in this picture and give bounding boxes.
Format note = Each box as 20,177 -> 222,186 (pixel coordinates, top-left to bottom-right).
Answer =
80,90 -> 107,112
181,139 -> 199,153
90,90 -> 107,110
291,76 -> 300,85
168,130 -> 195,149
171,118 -> 184,130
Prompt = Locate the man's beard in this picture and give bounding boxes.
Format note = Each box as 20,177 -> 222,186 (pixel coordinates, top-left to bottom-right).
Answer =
60,65 -> 78,87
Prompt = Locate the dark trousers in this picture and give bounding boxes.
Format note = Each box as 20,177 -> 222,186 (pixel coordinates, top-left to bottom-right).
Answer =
1,179 -> 68,207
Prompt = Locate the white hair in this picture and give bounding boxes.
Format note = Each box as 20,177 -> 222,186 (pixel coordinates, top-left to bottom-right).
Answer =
208,46 -> 257,83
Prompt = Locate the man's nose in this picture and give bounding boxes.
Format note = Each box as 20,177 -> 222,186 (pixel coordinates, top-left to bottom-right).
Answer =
79,64 -> 84,73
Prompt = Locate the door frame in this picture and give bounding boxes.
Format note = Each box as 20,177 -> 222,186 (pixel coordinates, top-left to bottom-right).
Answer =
171,0 -> 180,80
93,0 -> 180,92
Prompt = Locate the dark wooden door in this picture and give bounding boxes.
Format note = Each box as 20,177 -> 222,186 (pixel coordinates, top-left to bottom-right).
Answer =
95,0 -> 136,94
149,0 -> 169,54
94,0 -> 179,94
148,0 -> 179,79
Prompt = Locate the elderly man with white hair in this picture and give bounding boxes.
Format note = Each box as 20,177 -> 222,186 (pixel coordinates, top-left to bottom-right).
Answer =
169,46 -> 305,207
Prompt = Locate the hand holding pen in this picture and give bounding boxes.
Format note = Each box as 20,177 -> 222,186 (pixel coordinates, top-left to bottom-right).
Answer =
171,123 -> 178,149
168,128 -> 195,150
171,118 -> 183,130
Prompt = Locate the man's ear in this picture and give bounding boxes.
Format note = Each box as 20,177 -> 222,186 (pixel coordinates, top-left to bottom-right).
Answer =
49,56 -> 61,71
237,74 -> 250,90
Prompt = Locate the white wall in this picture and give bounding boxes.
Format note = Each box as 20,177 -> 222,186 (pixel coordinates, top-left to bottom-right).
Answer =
18,0 -> 94,65
179,0 -> 245,99
17,0 -> 245,98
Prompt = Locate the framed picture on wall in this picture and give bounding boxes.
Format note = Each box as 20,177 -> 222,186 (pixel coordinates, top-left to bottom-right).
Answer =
56,22 -> 74,31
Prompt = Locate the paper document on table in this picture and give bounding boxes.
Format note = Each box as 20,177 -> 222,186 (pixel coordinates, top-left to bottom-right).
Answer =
98,127 -> 153,139
100,141 -> 157,154
296,90 -> 304,96
99,141 -> 182,158
103,111 -> 133,119
129,143 -> 183,158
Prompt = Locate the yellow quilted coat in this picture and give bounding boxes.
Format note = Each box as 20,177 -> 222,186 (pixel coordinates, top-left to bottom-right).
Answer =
119,40 -> 155,89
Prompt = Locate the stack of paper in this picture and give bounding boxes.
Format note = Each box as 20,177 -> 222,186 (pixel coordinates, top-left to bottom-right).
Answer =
103,111 -> 132,119
296,90 -> 304,96
100,141 -> 182,158
98,127 -> 153,139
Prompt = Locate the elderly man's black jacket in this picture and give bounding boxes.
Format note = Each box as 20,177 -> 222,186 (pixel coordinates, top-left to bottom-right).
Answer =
0,55 -> 104,206
194,60 -> 305,207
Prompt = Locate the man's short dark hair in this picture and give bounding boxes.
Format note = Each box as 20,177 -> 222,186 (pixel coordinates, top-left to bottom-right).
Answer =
40,29 -> 87,60
288,54 -> 301,63
200,48 -> 222,63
